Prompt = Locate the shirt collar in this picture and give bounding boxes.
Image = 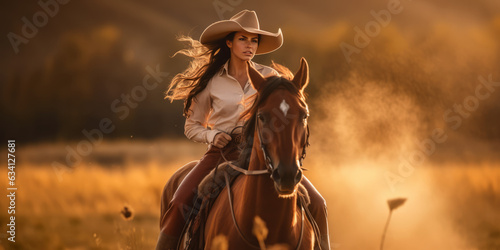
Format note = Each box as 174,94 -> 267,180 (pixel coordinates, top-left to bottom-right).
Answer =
219,60 -> 258,76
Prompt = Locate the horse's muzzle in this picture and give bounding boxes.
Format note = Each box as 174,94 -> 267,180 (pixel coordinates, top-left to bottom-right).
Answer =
271,165 -> 303,196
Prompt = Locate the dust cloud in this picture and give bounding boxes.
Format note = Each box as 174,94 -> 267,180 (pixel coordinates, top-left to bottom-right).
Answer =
304,13 -> 500,249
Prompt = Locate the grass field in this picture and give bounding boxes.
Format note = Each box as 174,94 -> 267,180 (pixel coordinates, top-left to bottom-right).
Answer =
0,139 -> 499,249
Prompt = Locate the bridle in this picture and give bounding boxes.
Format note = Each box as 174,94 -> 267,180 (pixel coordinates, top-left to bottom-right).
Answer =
220,116 -> 310,177
217,111 -> 317,250
255,115 -> 310,175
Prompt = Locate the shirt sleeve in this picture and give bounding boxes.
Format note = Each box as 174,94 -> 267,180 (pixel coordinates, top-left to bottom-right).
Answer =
267,68 -> 280,77
259,64 -> 280,78
184,86 -> 221,144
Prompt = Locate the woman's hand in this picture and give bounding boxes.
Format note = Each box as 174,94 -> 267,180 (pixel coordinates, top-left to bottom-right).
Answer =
213,132 -> 232,148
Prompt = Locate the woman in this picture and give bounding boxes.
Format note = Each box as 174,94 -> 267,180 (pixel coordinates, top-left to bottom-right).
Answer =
160,10 -> 330,249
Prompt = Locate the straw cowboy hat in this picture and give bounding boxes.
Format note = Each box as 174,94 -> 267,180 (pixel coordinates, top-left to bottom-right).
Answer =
200,10 -> 283,55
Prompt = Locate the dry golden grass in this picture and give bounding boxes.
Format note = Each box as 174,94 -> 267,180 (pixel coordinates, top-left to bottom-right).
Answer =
0,139 -> 499,249
211,235 -> 229,250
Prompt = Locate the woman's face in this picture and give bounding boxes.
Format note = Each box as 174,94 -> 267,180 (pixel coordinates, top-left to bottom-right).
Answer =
226,31 -> 259,61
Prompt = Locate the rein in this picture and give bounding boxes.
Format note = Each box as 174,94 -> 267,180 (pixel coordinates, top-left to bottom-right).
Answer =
213,80 -> 318,249
216,119 -> 311,249
255,116 -> 310,173
222,168 -> 305,250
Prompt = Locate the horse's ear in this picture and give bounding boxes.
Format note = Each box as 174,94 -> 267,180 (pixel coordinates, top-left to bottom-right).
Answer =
292,57 -> 309,92
247,62 -> 266,91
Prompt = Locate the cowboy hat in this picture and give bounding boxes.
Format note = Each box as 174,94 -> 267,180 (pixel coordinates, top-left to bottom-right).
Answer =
199,10 -> 283,55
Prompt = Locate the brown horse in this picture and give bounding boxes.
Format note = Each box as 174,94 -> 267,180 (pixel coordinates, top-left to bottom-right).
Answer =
159,58 -> 318,249
203,58 -> 316,249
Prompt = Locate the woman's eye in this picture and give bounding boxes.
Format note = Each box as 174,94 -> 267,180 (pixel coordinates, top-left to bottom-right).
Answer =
252,40 -> 258,43
258,114 -> 265,122
239,38 -> 245,41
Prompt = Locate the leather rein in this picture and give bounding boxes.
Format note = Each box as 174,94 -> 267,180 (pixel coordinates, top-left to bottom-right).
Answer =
217,117 -> 317,249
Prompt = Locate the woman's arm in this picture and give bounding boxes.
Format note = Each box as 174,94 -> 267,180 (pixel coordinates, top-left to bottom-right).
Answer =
184,86 -> 221,144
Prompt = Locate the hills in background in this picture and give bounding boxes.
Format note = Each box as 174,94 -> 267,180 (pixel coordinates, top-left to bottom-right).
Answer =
1,0 -> 499,162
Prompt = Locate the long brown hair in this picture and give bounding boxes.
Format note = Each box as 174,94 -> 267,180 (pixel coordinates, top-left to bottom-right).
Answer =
164,33 -> 236,117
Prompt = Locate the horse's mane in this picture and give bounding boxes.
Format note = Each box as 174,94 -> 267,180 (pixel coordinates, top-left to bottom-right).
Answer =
270,61 -> 294,81
236,66 -> 308,169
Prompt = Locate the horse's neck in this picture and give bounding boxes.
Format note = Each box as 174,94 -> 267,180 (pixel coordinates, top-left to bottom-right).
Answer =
237,145 -> 298,229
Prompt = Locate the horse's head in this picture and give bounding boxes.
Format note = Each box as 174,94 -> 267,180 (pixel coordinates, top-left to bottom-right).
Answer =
245,58 -> 310,197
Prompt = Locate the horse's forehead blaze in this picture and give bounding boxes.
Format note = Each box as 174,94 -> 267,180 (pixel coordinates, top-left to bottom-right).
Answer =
279,99 -> 290,117
263,90 -> 302,113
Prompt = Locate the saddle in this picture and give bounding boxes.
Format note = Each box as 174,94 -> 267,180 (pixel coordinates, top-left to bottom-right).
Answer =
181,160 -> 241,250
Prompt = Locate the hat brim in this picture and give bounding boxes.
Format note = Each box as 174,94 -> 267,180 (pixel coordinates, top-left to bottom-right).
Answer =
200,20 -> 283,55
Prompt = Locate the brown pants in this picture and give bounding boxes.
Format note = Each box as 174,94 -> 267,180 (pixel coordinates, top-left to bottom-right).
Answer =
159,139 -> 329,244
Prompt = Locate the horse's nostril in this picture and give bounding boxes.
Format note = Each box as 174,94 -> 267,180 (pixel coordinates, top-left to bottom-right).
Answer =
295,170 -> 303,183
272,170 -> 280,181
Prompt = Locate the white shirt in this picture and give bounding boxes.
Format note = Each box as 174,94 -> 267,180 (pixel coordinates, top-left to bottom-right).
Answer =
184,60 -> 279,144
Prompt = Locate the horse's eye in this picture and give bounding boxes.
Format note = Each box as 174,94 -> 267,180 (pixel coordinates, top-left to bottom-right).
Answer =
257,114 -> 265,122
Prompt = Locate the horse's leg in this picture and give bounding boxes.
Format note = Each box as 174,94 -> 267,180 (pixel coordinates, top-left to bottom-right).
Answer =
301,176 -> 331,250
